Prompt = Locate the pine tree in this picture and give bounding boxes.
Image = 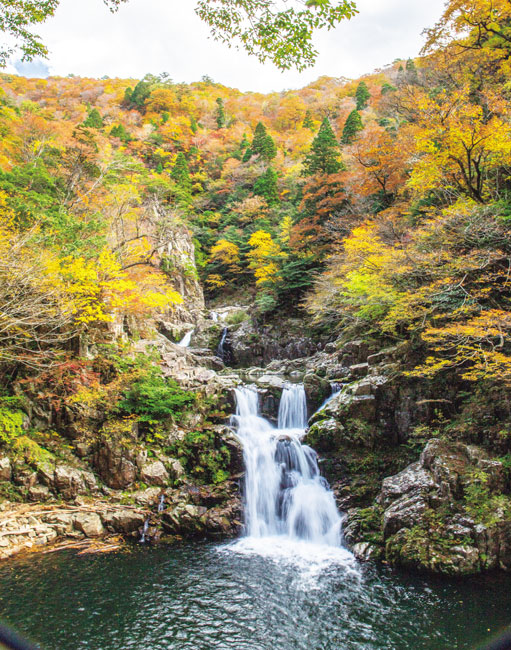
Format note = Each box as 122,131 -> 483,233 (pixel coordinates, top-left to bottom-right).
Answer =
171,153 -> 191,190
405,58 -> 418,82
110,124 -> 132,143
240,133 -> 250,149
381,82 -> 397,95
242,147 -> 253,163
123,80 -> 152,110
251,122 -> 277,161
254,167 -> 279,206
341,110 -> 363,145
302,117 -> 343,176
190,116 -> 198,133
406,58 -> 416,72
355,81 -> 371,111
83,108 -> 103,129
156,162 -> 164,174
302,109 -> 314,130
215,97 -> 226,129
252,122 -> 267,152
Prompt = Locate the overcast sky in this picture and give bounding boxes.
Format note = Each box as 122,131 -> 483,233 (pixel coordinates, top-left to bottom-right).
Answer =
8,0 -> 446,93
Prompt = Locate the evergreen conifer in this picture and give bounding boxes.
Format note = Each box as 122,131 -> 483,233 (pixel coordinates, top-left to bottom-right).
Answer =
341,110 -> 363,145
215,97 -> 226,129
242,147 -> 253,163
83,108 -> 103,129
251,122 -> 277,161
110,124 -> 132,143
254,167 -> 279,206
355,81 -> 371,110
302,109 -> 314,130
302,117 -> 343,175
171,153 -> 191,190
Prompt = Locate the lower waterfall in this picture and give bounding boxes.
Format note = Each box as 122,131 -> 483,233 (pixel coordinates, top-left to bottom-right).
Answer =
232,385 -> 343,546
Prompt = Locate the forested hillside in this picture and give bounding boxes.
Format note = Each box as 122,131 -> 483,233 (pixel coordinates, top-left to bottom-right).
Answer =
1,0 -> 511,574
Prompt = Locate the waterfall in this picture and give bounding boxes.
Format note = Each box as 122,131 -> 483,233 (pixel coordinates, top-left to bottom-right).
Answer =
232,385 -> 343,546
178,330 -> 194,347
217,327 -> 234,364
278,384 -> 308,430
315,382 -> 344,414
217,327 -> 228,359
140,518 -> 150,543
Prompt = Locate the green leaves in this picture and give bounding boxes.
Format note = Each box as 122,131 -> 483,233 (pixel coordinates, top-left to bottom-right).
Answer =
1,0 -> 357,72
195,0 -> 358,71
303,116 -> 343,175
0,0 -> 59,66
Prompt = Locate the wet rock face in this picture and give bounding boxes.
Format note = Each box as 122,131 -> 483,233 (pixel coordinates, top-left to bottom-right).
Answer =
303,373 -> 331,415
346,440 -> 511,575
93,440 -> 138,490
161,482 -> 242,539
226,318 -> 319,368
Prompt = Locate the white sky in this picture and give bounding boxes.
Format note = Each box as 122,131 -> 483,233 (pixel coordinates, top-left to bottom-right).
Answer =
8,0 -> 446,93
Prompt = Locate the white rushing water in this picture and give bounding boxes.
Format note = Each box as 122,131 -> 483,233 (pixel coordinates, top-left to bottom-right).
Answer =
231,385 -> 343,547
178,330 -> 194,347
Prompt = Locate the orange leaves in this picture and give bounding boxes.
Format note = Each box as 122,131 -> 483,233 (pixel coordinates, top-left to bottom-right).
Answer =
350,124 -> 409,202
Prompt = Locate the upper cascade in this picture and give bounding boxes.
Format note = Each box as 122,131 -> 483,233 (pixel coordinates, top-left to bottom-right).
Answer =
232,385 -> 343,546
277,384 -> 308,430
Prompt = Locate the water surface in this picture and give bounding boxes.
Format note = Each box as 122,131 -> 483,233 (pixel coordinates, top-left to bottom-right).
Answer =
0,540 -> 510,650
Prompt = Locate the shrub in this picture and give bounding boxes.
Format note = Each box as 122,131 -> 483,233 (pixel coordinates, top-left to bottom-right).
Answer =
166,429 -> 231,484
116,372 -> 195,422
0,408 -> 24,445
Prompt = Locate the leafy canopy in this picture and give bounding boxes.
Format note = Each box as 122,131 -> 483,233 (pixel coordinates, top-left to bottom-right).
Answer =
0,0 -> 357,71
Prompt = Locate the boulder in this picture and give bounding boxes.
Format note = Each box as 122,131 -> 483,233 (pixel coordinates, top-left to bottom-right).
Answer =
101,509 -> 146,533
0,457 -> 11,481
379,462 -> 437,508
140,461 -> 170,487
53,465 -> 98,500
131,487 -> 162,506
303,373 -> 331,413
349,363 -> 369,379
73,513 -> 104,537
28,485 -> 51,502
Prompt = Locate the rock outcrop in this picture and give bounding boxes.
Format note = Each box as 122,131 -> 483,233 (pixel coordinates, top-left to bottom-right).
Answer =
344,440 -> 511,575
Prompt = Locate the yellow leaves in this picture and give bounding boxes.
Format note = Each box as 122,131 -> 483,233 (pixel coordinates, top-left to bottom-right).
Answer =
407,85 -> 511,202
410,309 -> 511,383
209,239 -> 240,267
247,230 -> 287,285
0,191 -> 15,236
45,248 -> 182,325
279,215 -> 293,244
206,274 -> 226,288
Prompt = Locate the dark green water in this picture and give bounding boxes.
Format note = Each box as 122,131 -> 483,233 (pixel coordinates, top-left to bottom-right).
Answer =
0,539 -> 510,650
